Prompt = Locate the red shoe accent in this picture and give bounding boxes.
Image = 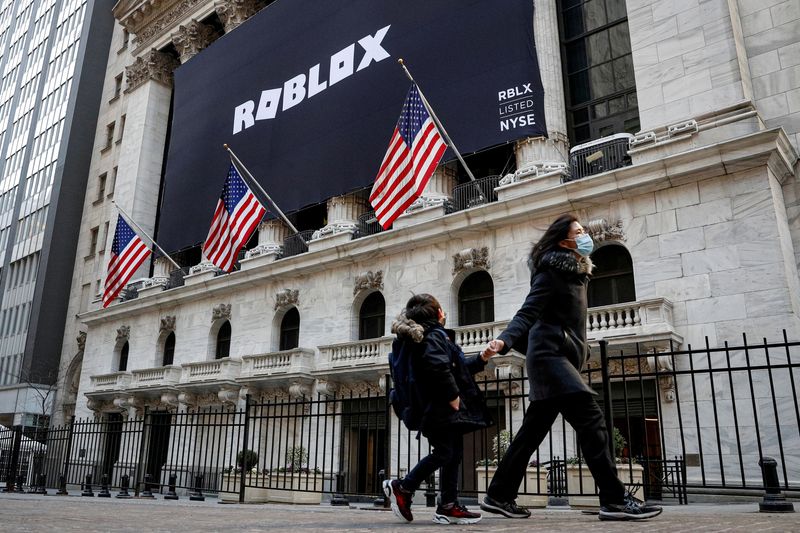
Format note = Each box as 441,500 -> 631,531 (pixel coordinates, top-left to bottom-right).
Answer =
383,479 -> 413,522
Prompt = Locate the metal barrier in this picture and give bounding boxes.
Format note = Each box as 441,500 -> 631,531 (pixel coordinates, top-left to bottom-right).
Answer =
451,175 -> 501,212
282,230 -> 314,258
567,133 -> 632,181
3,330 -> 798,504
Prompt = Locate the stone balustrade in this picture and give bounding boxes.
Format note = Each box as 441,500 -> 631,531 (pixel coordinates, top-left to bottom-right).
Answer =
240,348 -> 314,378
317,336 -> 393,371
181,357 -> 242,384
452,321 -> 509,353
130,366 -> 182,388
586,297 -> 677,344
90,372 -> 132,391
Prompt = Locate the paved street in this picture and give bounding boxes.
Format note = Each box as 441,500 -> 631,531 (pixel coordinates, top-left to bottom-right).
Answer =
0,492 -> 797,532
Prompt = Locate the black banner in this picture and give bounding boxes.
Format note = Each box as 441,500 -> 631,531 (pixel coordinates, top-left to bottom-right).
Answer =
158,0 -> 546,252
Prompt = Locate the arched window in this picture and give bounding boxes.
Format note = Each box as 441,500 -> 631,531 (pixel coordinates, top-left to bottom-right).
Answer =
458,271 -> 494,326
588,244 -> 635,307
279,308 -> 300,351
215,321 -> 231,359
162,332 -> 175,366
118,341 -> 129,372
359,292 -> 385,340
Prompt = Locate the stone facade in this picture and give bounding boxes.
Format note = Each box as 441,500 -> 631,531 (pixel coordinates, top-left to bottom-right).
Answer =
52,0 -> 800,488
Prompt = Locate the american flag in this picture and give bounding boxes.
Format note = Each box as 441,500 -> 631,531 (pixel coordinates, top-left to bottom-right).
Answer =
202,164 -> 266,272
103,215 -> 152,308
369,84 -> 447,229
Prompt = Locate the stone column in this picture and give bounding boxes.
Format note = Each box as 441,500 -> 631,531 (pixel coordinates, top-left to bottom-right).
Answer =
171,20 -> 216,64
243,219 -> 290,263
215,0 -> 262,33
407,163 -> 457,211
506,1 -> 569,184
119,50 -> 179,284
309,194 -> 367,248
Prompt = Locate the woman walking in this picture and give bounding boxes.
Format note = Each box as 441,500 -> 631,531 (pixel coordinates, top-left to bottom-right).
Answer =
479,214 -> 662,522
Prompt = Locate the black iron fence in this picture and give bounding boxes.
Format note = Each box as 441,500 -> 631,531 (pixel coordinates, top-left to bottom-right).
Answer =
2,331 -> 798,505
451,175 -> 501,212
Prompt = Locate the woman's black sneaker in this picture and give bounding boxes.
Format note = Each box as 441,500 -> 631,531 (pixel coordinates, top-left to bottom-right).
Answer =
599,495 -> 663,521
480,495 -> 531,518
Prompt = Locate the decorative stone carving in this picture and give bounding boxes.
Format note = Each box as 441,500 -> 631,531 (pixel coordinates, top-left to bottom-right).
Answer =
215,0 -> 263,32
76,331 -> 87,352
288,381 -> 312,399
218,387 -> 240,405
647,352 -> 676,403
160,392 -> 180,409
116,326 -> 130,342
452,247 -> 490,275
123,0 -> 205,51
499,161 -> 568,185
353,270 -> 384,296
315,379 -> 338,398
188,260 -> 218,275
140,276 -> 169,289
585,218 -> 624,243
274,289 -> 299,310
160,315 -> 176,332
212,303 -> 232,322
171,19 -> 216,63
178,391 -> 196,408
245,243 -> 283,259
125,49 -> 180,92
114,395 -> 143,418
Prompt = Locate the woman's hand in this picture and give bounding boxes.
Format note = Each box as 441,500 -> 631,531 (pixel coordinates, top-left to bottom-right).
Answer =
483,339 -> 505,358
449,397 -> 460,411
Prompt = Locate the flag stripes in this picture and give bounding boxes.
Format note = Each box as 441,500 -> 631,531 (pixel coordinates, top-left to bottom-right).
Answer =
102,216 -> 152,308
369,84 -> 447,229
202,164 -> 267,272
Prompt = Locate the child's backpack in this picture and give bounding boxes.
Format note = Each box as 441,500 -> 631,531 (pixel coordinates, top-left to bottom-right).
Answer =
388,342 -> 425,431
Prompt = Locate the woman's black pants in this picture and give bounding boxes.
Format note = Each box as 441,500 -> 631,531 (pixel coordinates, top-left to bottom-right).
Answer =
487,392 -> 626,506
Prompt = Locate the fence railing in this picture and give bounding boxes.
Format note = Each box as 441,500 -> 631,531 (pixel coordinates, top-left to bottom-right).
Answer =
451,175 -> 501,212
3,331 -> 798,506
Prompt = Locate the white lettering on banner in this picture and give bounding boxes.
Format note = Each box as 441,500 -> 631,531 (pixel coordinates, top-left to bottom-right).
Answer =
496,81 -> 537,133
233,25 -> 391,135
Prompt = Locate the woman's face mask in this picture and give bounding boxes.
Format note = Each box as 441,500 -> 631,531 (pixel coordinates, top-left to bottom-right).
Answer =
568,234 -> 594,257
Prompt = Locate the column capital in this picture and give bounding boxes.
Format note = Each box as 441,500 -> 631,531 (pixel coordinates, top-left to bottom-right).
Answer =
125,49 -> 180,93
171,19 -> 217,63
215,0 -> 263,32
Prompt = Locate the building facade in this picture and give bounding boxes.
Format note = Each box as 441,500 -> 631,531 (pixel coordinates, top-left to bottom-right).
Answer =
0,0 -> 112,429
52,0 -> 799,494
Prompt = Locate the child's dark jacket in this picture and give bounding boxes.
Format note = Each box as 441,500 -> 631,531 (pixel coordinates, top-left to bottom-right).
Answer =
391,314 -> 494,436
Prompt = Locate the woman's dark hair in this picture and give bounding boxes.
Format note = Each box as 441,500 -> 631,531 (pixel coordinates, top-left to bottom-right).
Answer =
528,214 -> 578,270
405,293 -> 441,324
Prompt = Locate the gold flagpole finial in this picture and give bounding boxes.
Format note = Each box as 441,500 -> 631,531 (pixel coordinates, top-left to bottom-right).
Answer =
223,143 -> 229,150
397,58 -> 404,66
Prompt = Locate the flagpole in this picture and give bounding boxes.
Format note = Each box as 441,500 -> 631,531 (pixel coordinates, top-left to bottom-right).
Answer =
397,58 -> 484,200
111,200 -> 182,271
223,144 -> 301,235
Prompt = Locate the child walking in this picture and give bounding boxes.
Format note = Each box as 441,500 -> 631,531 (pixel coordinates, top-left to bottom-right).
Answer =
383,293 -> 494,525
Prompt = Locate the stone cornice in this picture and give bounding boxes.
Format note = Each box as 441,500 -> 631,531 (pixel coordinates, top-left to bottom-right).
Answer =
79,128 -> 798,326
125,49 -> 180,92
114,0 -> 210,53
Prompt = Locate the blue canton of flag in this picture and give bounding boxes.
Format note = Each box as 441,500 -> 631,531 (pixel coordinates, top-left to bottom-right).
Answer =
103,215 -> 151,308
369,84 -> 447,229
203,164 -> 267,272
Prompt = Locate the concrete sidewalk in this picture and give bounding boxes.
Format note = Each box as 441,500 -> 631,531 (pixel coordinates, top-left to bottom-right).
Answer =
0,492 -> 797,532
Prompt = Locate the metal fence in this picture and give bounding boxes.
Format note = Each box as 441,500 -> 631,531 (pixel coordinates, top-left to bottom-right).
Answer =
451,175 -> 501,212
2,331 -> 798,505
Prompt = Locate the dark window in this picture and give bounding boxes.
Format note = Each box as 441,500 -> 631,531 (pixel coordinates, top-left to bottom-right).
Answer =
118,341 -> 129,372
215,321 -> 231,359
458,271 -> 495,326
279,308 -> 300,351
162,332 -> 175,366
558,0 -> 639,145
359,292 -> 386,340
588,244 -> 635,307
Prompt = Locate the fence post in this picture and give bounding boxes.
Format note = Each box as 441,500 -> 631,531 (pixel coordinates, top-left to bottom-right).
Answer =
2,426 -> 22,492
758,457 -> 794,513
133,407 -> 150,497
60,416 -> 76,493
599,339 -> 615,459
238,394 -> 251,504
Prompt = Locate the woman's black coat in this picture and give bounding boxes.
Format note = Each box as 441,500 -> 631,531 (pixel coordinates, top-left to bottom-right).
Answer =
496,249 -> 596,401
